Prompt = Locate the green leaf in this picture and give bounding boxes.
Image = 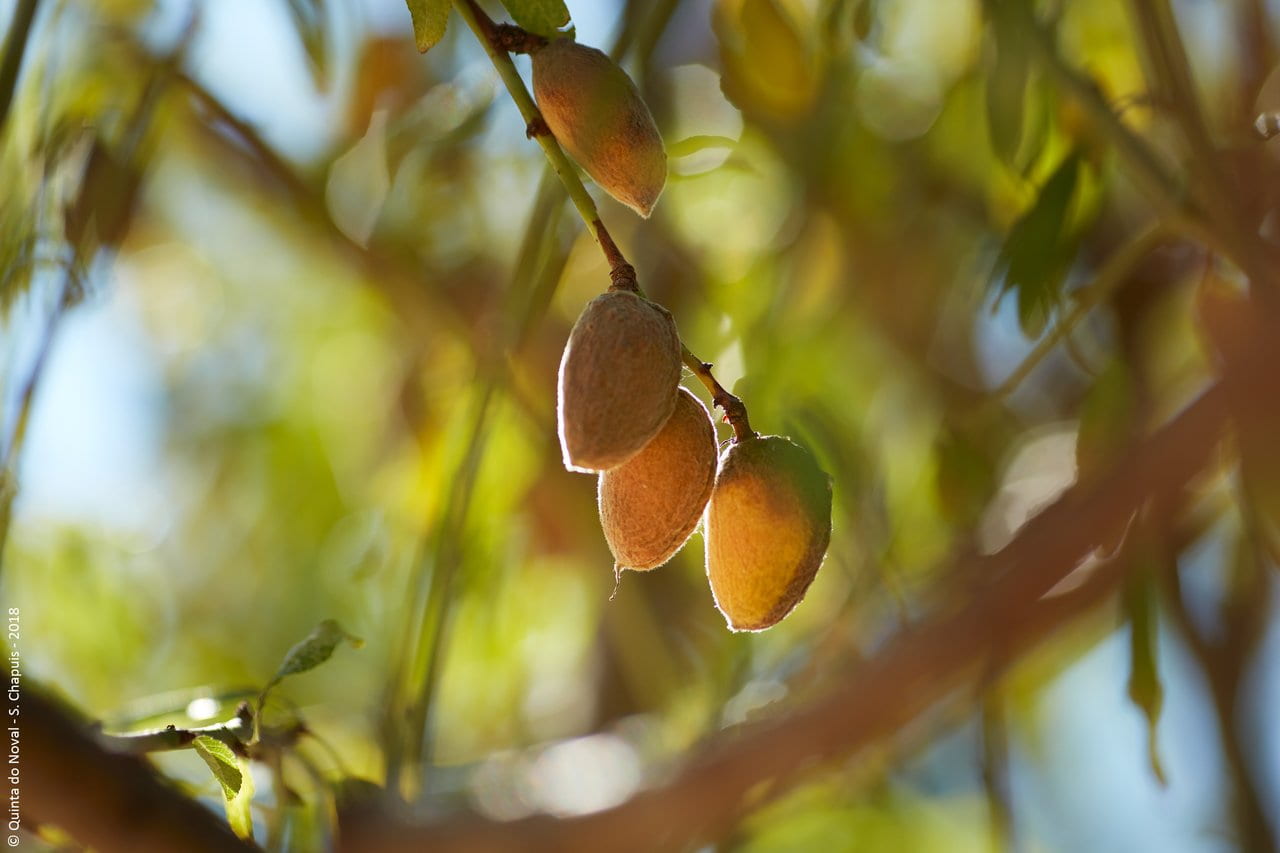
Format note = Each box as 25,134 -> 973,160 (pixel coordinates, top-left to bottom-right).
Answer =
992,152 -> 1082,338
405,0 -> 450,53
986,4 -> 1029,168
1076,358 -> 1133,482
194,736 -> 254,838
667,135 -> 739,159
264,619 -> 364,696
498,0 -> 570,37
227,754 -> 256,839
1124,569 -> 1167,787
193,735 -> 242,799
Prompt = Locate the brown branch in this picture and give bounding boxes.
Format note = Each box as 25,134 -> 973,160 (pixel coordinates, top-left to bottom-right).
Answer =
339,378 -> 1232,852
27,688 -> 258,852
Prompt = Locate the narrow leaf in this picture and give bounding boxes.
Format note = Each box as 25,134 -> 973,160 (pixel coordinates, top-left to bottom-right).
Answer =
667,135 -> 739,159
498,0 -> 570,37
986,4 -> 1030,168
405,0 -> 450,53
1124,569 -> 1167,786
193,735 -> 242,800
992,152 -> 1081,338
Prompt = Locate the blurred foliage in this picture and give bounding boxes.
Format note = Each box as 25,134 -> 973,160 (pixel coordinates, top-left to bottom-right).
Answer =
2,0 -> 1278,850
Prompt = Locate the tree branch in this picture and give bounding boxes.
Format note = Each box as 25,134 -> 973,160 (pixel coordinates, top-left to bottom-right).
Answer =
26,688 -> 258,852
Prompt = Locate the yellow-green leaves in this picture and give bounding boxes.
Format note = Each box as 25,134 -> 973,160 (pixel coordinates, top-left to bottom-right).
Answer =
991,152 -> 1084,338
406,0 -> 570,53
716,0 -> 818,120
193,735 -> 255,839
499,0 -> 570,37
406,0 -> 450,53
265,618 -> 364,695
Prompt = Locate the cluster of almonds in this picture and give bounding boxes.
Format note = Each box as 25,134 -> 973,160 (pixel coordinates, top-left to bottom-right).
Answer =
534,36 -> 833,631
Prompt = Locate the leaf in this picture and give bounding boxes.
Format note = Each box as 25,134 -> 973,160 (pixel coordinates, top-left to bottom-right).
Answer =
193,735 -> 242,799
934,429 -> 996,528
1124,569 -> 1167,787
405,0 -> 450,53
667,135 -> 739,159
1075,357 -> 1133,483
264,619 -> 364,697
498,0 -> 570,37
992,152 -> 1082,338
227,754 -> 256,839
717,0 -> 815,119
985,3 -> 1029,168
194,735 -> 254,838
285,0 -> 329,90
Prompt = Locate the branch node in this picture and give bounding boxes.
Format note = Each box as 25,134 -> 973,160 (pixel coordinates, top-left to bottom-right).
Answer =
525,116 -> 551,139
493,23 -> 547,54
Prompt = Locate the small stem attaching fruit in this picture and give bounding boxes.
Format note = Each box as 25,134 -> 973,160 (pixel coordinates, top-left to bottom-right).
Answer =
594,219 -> 638,292
682,344 -> 755,442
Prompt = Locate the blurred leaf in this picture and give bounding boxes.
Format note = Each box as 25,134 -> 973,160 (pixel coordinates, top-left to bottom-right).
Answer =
327,109 -> 390,246
1075,357 -> 1133,483
285,0 -> 330,90
1124,568 -> 1167,787
1076,358 -> 1134,555
263,619 -> 364,698
193,735 -> 243,799
667,135 -> 739,159
406,0 -> 450,53
498,0 -> 570,36
717,0 -> 816,120
992,152 -> 1081,338
65,138 -> 143,253
934,429 -> 995,528
228,754 -> 256,839
986,3 -> 1029,168
821,0 -> 863,52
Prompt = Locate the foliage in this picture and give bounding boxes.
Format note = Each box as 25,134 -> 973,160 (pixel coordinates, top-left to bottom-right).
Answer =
3,0 -> 1278,850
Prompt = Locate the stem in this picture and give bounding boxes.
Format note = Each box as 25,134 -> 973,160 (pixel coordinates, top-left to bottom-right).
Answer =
681,345 -> 754,441
451,0 -> 755,440
451,0 -> 601,236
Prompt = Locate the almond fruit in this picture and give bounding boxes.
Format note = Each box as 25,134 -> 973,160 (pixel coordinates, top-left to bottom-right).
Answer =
704,435 -> 832,631
598,387 -> 717,570
531,38 -> 667,217
557,290 -> 682,472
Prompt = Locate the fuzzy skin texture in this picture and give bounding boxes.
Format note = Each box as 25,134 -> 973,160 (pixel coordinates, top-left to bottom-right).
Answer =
598,388 -> 717,570
704,435 -> 832,631
532,38 -> 667,217
557,290 -> 681,472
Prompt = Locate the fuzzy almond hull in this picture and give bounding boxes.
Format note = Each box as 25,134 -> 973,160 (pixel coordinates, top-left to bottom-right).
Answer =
598,387 -> 717,570
557,290 -> 682,473
705,435 -> 832,631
